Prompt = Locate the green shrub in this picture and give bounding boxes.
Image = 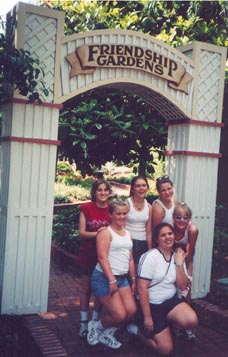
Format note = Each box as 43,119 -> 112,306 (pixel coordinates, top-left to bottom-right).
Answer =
56,161 -> 74,175
213,205 -> 228,255
64,175 -> 95,189
107,176 -> 134,184
54,183 -> 74,203
146,193 -> 159,205
54,182 -> 91,202
52,208 -> 80,253
212,205 -> 228,279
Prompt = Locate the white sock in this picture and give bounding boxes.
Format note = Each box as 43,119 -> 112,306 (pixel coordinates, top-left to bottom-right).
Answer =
92,310 -> 99,321
80,311 -> 88,322
127,323 -> 139,335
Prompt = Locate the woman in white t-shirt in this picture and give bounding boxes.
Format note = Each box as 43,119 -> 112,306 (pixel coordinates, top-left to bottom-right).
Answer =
87,199 -> 137,350
127,222 -> 198,355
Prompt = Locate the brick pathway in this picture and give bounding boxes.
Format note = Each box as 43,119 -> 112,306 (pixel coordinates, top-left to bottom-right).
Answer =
28,257 -> 228,357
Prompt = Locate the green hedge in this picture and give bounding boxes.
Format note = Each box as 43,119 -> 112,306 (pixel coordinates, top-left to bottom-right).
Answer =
52,207 -> 80,253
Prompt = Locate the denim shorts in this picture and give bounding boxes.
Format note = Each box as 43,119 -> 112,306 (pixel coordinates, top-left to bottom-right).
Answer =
91,269 -> 130,298
136,294 -> 184,338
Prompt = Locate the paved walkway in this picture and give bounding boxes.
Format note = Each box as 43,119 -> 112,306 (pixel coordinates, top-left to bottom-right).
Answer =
28,257 -> 228,357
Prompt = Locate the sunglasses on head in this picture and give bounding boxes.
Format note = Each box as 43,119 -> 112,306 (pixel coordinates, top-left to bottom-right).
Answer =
156,175 -> 170,182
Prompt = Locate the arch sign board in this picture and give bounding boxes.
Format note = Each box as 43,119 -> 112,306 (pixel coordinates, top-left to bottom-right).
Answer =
66,43 -> 193,93
0,2 -> 226,314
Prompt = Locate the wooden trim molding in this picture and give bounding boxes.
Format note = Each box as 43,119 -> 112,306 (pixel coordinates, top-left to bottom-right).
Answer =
0,136 -> 61,146
165,150 -> 222,158
168,119 -> 224,127
10,98 -> 63,109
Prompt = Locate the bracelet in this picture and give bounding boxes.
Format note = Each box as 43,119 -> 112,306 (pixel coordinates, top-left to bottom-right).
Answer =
174,262 -> 183,267
109,279 -> 117,285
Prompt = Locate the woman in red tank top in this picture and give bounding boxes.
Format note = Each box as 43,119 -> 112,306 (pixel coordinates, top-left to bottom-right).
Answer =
77,179 -> 111,338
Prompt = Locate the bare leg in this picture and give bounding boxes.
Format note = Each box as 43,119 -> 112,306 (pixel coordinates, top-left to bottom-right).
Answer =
168,301 -> 198,330
137,327 -> 174,356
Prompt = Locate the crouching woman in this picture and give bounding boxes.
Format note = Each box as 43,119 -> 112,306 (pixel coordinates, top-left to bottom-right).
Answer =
133,222 -> 198,355
87,199 -> 137,349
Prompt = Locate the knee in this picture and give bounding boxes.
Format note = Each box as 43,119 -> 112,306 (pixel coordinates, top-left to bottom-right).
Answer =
184,309 -> 198,329
126,305 -> 137,321
157,341 -> 173,356
112,310 -> 127,325
189,312 -> 198,328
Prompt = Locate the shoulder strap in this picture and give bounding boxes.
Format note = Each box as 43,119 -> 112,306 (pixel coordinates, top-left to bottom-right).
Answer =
148,253 -> 173,289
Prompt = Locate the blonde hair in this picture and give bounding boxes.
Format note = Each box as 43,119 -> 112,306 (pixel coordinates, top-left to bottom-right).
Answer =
173,202 -> 192,218
109,199 -> 128,213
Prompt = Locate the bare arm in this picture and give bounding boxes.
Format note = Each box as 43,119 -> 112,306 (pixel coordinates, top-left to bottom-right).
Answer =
151,202 -> 165,228
96,229 -> 114,280
146,204 -> 153,250
151,202 -> 164,247
174,248 -> 189,291
129,247 -> 136,294
185,224 -> 199,265
137,278 -> 154,331
78,211 -> 97,239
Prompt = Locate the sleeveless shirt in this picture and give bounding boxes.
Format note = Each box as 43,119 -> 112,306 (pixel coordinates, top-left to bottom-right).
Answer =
174,221 -> 192,250
125,197 -> 149,241
96,226 -> 133,275
153,198 -> 175,224
76,201 -> 110,272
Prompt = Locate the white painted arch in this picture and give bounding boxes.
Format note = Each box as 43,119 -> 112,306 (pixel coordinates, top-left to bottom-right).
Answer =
0,3 -> 226,313
59,29 -> 195,121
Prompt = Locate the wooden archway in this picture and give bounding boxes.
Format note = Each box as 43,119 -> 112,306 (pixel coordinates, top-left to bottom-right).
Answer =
0,3 -> 226,313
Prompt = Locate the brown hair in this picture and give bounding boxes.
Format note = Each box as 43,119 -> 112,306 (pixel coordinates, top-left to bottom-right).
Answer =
156,175 -> 173,192
153,222 -> 174,247
90,179 -> 111,202
130,175 -> 149,196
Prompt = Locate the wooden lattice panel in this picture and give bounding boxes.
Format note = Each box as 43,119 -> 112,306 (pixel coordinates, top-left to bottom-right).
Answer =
196,50 -> 221,122
24,14 -> 57,102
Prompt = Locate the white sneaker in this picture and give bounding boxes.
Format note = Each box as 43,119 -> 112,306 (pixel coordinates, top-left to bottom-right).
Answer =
127,323 -> 138,335
87,320 -> 100,346
98,329 -> 122,349
79,321 -> 88,338
185,329 -> 196,341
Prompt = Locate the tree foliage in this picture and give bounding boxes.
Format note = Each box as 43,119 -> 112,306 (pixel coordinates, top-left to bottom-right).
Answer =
59,88 -> 167,176
0,18 -> 49,103
51,0 -> 228,47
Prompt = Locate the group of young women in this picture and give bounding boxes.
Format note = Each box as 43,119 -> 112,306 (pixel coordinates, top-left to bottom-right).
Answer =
75,175 -> 199,355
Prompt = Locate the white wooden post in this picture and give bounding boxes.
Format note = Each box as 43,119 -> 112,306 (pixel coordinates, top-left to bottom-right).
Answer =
0,4 -> 64,313
166,42 -> 226,298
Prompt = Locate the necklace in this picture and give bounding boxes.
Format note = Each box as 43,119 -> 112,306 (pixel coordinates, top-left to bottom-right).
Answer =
132,198 -> 144,211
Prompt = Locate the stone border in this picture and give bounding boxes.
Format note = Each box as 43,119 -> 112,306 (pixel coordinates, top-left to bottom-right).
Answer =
192,299 -> 228,335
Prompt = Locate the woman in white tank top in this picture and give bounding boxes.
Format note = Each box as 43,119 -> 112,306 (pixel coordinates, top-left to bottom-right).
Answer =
172,202 -> 199,341
152,175 -> 177,247
88,199 -> 137,349
125,176 -> 152,266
